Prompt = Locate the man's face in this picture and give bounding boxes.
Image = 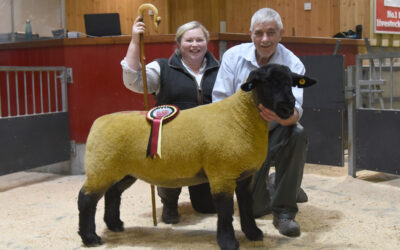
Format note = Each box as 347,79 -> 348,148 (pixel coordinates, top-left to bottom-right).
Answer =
251,21 -> 283,65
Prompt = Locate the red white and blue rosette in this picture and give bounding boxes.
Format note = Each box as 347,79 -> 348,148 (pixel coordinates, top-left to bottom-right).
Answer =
146,105 -> 179,158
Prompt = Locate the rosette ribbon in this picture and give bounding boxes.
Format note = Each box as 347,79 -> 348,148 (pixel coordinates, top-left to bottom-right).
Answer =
146,105 -> 179,158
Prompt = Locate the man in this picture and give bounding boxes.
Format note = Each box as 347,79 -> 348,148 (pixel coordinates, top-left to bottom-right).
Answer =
212,8 -> 308,237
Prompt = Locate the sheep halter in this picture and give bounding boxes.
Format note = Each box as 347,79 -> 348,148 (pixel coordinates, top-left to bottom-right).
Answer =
146,105 -> 179,158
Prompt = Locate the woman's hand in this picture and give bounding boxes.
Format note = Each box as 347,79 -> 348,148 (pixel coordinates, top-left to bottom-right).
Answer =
125,16 -> 146,71
132,16 -> 146,43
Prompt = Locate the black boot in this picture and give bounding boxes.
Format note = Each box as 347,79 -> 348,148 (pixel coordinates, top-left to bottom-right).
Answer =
189,183 -> 216,214
296,186 -> 308,203
157,186 -> 181,224
161,203 -> 180,224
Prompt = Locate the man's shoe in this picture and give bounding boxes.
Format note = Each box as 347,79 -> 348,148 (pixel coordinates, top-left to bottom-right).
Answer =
161,206 -> 180,224
273,216 -> 301,237
297,187 -> 308,203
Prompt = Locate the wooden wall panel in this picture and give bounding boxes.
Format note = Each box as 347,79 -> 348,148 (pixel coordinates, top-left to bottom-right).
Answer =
168,0 -> 195,33
224,0 -> 261,33
339,0 -> 370,38
267,0 -> 296,36
65,0 -> 372,40
168,0 -> 225,33
223,0 -> 340,37
298,0 -> 340,37
66,0 -> 169,36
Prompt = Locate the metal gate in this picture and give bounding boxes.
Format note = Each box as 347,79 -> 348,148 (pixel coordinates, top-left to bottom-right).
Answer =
0,66 -> 70,175
300,55 -> 346,166
347,52 -> 400,176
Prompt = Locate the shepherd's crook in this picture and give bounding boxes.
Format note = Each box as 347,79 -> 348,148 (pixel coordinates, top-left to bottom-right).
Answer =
137,3 -> 161,227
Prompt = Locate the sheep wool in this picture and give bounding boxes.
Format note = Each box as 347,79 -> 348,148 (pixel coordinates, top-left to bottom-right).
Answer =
83,89 -> 269,196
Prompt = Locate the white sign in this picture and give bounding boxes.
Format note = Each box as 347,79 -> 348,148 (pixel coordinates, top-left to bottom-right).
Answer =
384,0 -> 400,8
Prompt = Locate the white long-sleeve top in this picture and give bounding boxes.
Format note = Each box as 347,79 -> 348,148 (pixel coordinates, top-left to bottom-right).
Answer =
121,57 -> 207,95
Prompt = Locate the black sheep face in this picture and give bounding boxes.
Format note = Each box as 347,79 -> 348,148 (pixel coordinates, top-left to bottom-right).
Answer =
241,64 -> 317,119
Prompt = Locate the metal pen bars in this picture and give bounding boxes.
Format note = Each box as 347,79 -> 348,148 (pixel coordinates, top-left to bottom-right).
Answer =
355,52 -> 400,111
0,66 -> 68,118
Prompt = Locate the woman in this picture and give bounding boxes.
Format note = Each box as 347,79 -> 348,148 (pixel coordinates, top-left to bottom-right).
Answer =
121,17 -> 219,224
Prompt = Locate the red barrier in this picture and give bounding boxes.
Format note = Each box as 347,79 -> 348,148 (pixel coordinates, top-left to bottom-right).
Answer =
0,40 -> 220,142
0,37 -> 358,142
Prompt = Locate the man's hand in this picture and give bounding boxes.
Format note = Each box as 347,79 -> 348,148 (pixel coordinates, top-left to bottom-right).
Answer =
258,104 -> 280,122
258,104 -> 299,126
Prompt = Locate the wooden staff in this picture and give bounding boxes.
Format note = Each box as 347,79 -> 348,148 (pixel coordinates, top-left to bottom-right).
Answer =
137,3 -> 161,227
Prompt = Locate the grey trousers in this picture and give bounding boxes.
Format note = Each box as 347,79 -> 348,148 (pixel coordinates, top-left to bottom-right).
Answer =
252,123 -> 308,219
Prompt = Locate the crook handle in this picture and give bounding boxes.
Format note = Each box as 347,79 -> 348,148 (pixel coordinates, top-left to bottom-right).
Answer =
137,3 -> 161,31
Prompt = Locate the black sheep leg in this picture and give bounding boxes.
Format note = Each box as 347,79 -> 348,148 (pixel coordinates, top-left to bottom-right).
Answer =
78,189 -> 103,246
236,176 -> 263,241
104,175 -> 137,231
213,193 -> 239,250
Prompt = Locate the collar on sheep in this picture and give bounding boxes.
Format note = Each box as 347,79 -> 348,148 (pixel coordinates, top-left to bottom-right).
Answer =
146,105 -> 180,158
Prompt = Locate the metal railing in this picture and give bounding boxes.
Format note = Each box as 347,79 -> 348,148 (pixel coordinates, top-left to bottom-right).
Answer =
355,52 -> 400,111
0,66 -> 68,118
347,51 -> 400,177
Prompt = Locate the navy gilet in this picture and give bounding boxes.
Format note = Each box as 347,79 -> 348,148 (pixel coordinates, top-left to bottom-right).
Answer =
155,51 -> 219,110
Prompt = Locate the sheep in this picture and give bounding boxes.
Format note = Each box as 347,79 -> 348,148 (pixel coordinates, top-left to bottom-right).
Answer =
77,63 -> 316,250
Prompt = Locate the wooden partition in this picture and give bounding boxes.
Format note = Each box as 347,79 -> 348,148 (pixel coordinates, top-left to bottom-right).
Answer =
168,0 -> 226,34
223,0 -> 340,37
65,0 -> 371,39
339,0 -> 370,35
66,0 -> 170,35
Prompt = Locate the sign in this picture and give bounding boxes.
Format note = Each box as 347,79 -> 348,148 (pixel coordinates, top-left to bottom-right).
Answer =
375,0 -> 400,34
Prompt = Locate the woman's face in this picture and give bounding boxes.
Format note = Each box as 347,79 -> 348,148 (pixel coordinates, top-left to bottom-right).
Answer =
178,27 -> 207,64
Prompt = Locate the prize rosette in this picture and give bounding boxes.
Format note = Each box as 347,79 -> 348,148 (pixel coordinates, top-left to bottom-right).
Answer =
146,105 -> 179,158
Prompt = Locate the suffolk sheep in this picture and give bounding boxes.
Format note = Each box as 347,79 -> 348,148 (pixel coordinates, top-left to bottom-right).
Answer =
77,64 -> 316,250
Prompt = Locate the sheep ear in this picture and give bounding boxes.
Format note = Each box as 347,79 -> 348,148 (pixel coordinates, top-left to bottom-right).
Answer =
241,71 -> 258,92
291,72 -> 317,88
241,79 -> 254,92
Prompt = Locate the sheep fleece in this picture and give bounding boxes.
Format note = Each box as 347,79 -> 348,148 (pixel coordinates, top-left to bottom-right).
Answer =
83,89 -> 269,196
